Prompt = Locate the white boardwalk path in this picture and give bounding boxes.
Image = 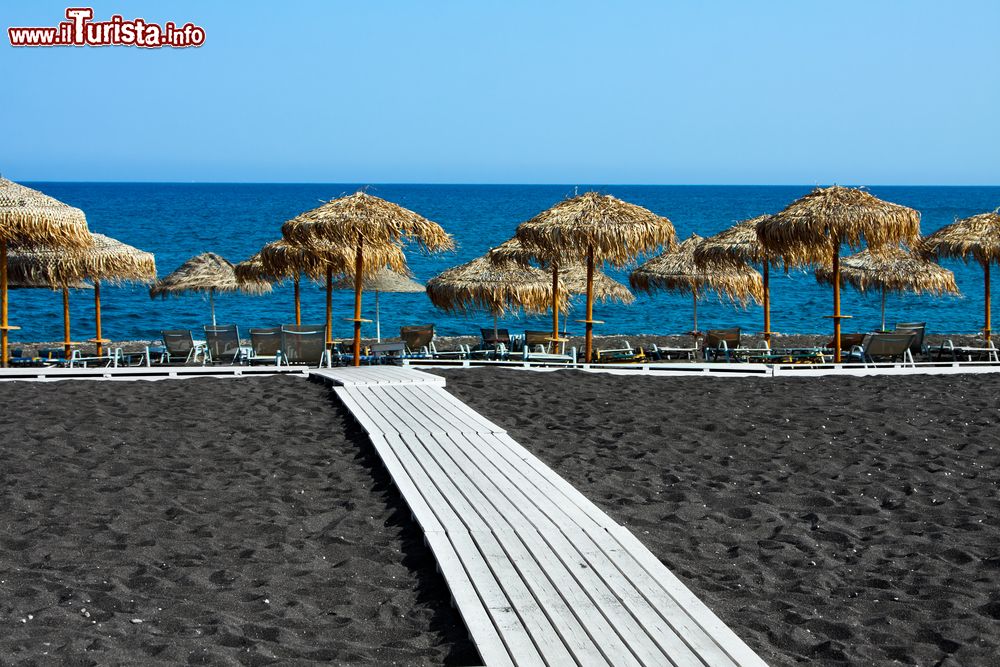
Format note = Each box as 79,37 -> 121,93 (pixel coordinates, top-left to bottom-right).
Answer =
313,366 -> 768,667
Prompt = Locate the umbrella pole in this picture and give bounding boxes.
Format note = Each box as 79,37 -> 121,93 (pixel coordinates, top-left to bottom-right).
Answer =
1,238 -> 8,367
62,284 -> 72,359
209,288 -> 216,326
294,276 -> 301,326
832,244 -> 842,363
584,245 -> 595,363
325,266 -> 333,349
762,262 -> 771,344
692,289 -> 698,333
881,288 -> 887,332
94,280 -> 103,357
352,236 -> 363,367
551,263 -> 559,341
375,290 -> 381,343
985,261 -> 992,342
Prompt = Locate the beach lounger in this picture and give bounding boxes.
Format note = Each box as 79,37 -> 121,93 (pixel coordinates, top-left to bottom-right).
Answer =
66,348 -> 120,368
703,327 -> 740,362
280,324 -> 332,367
400,324 -> 434,357
893,322 -> 927,357
593,340 -> 646,363
428,341 -> 470,359
160,330 -> 206,364
248,326 -> 284,366
519,330 -> 577,363
930,338 -> 1000,362
472,327 -> 512,359
204,324 -> 248,365
650,342 -> 698,361
369,341 -> 408,364
847,332 -> 916,366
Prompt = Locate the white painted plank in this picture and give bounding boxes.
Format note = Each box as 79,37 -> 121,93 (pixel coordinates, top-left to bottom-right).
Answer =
423,531 -> 514,667
381,386 -> 461,434
355,386 -> 427,437
365,434 -> 444,534
333,386 -> 394,436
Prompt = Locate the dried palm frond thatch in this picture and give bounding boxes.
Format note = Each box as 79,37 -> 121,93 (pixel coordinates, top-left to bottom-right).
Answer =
426,255 -> 565,317
630,235 -> 764,306
6,233 -> 155,286
257,237 -> 409,281
0,177 -> 92,248
757,185 -> 921,360
151,252 -> 270,297
918,211 -> 1000,339
558,263 -> 634,304
694,216 -> 782,269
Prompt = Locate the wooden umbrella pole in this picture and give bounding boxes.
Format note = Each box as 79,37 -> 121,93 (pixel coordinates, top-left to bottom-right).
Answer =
832,244 -> 842,363
294,276 -> 301,326
325,266 -> 333,349
1,238 -> 8,367
62,284 -> 72,359
984,261 -> 992,342
762,261 -> 771,344
94,280 -> 103,357
352,235 -> 364,367
880,288 -> 887,332
551,262 -> 559,341
584,245 -> 595,363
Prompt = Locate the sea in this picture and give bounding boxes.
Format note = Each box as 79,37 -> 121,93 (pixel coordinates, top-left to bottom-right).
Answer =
10,183 -> 1000,344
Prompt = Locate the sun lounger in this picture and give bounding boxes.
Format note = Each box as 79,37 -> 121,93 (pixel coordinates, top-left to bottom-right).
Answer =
703,327 -> 740,362
280,324 -> 332,367
66,348 -> 120,368
400,324 -> 434,357
248,326 -> 283,366
160,330 -> 206,364
650,342 -> 698,361
893,322 -> 926,357
930,338 -> 1000,362
428,341 -> 470,359
846,332 -> 916,366
593,340 -> 646,363
518,330 -> 577,363
204,324 -> 248,365
472,328 -> 512,360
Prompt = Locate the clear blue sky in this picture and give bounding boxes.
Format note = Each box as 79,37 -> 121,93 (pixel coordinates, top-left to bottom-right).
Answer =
2,0 -> 998,184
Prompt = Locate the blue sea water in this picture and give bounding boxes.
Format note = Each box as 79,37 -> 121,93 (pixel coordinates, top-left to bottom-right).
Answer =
9,183 -> 1000,344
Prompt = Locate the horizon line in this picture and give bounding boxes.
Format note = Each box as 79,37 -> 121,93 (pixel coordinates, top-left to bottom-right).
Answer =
14,180 -> 1000,188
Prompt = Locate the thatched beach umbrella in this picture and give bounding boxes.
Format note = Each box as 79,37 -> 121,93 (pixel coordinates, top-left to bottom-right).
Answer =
256,237 -> 408,344
515,192 -> 676,362
426,254 -> 567,341
150,252 -> 271,325
631,234 -> 764,334
694,215 -> 795,344
757,186 -> 921,361
488,237 -> 634,343
6,233 -> 156,357
282,192 -> 453,365
0,177 -> 92,365
918,211 -> 1000,340
815,246 -> 959,332
333,268 -> 424,342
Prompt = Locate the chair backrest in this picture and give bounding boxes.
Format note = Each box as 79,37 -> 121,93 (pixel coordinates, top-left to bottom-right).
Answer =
249,327 -> 282,357
371,341 -> 407,358
481,327 -> 511,345
400,324 -> 434,351
161,329 -> 195,356
826,332 -> 866,352
894,322 -> 926,354
705,327 -> 740,349
280,323 -> 328,364
864,332 -> 916,359
523,330 -> 553,349
204,324 -> 241,361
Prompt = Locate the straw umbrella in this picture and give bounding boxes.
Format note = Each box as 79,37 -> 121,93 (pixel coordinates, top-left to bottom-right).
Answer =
630,234 -> 764,334
333,268 -> 424,342
515,192 -> 676,362
488,236 -> 634,343
6,233 -> 156,357
757,186 -> 921,361
0,177 -> 92,365
257,237 -> 408,344
815,246 -> 959,332
694,215 -> 797,344
281,192 -> 453,366
426,254 -> 567,341
235,244 -> 309,325
918,211 -> 1000,341
150,252 -> 271,325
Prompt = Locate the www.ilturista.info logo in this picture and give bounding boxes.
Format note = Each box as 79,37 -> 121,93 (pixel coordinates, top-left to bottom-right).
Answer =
8,7 -> 205,48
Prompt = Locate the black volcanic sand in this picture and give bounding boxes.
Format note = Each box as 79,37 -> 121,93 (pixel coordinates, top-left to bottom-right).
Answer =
436,368 -> 1000,666
0,376 -> 476,666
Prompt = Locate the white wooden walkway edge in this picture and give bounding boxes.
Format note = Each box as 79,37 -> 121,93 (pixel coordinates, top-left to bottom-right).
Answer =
312,366 -> 767,667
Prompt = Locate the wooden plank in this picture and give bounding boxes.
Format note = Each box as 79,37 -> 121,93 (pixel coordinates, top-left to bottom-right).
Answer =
394,386 -> 473,433
423,531 -> 514,667
354,386 -> 427,437
380,386 -> 461,434
419,385 -> 505,433
365,434 -> 443,534
333,386 -> 394,436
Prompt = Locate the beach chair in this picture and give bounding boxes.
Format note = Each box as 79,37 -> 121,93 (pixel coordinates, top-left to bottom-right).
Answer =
930,338 -> 1000,362
847,332 -> 916,366
279,324 -> 332,367
703,327 -> 740,362
650,341 -> 698,361
369,341 -> 408,364
248,326 -> 284,366
429,341 -> 470,360
160,330 -> 206,364
400,324 -> 434,357
204,324 -> 248,365
520,330 -> 577,363
473,327 -> 511,359
893,322 -> 926,357
67,348 -> 120,368
593,340 -> 646,363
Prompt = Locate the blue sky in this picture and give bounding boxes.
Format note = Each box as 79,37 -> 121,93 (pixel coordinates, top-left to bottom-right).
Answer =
2,1 -> 998,184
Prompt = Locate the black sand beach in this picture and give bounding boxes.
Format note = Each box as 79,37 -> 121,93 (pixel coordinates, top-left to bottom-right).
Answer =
0,376 -> 476,665
437,368 -> 1000,666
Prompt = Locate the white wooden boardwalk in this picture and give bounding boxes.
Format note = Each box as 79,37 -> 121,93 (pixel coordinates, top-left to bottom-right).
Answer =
312,366 -> 767,667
